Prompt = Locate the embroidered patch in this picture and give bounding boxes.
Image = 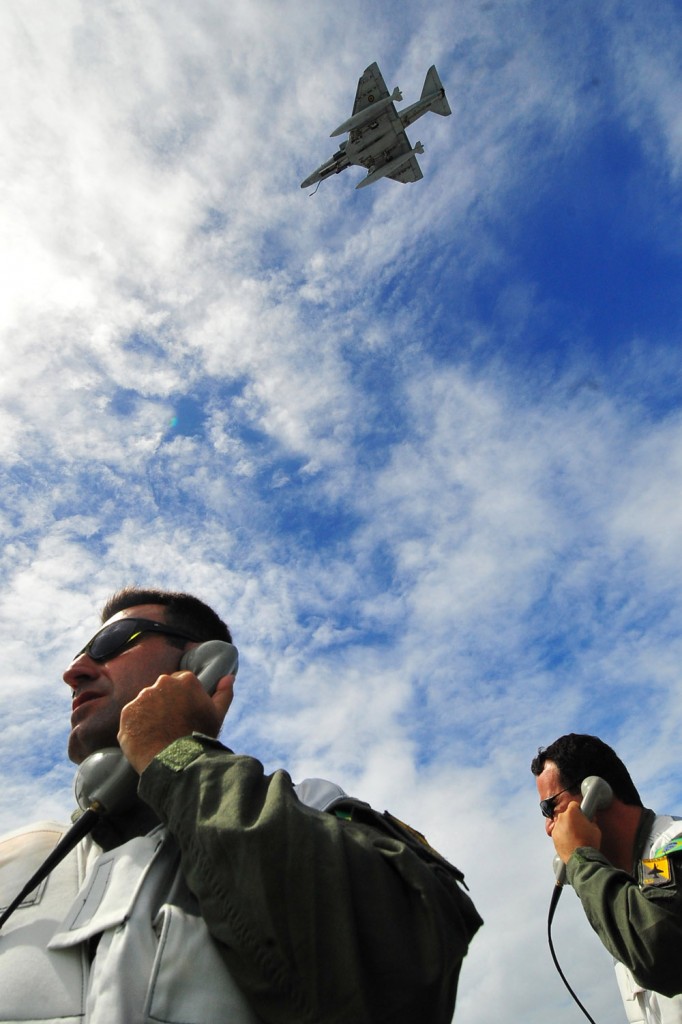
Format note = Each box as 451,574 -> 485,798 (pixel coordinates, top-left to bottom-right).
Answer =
641,856 -> 672,887
653,836 -> 682,858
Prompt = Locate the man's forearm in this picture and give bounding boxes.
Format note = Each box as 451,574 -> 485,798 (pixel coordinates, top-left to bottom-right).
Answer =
568,847 -> 682,997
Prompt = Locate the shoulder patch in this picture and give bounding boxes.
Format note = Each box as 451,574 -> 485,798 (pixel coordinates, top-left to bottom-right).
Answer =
653,836 -> 682,859
641,856 -> 673,887
383,812 -> 433,851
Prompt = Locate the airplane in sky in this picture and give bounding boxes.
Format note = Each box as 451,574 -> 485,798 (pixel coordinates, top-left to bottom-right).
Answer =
300,62 -> 451,191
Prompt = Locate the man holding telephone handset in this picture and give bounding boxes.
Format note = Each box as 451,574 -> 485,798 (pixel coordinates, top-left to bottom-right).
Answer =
0,587 -> 481,1024
532,733 -> 682,1023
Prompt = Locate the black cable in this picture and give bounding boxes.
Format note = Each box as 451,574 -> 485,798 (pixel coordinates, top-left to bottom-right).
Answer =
548,883 -> 599,1024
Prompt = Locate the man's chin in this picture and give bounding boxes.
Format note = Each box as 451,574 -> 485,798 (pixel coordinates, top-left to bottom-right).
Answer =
67,726 -> 120,766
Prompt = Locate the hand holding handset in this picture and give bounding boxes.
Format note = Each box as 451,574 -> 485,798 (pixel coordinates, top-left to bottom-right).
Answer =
74,640 -> 239,814
547,776 -> 614,1022
553,775 -> 613,885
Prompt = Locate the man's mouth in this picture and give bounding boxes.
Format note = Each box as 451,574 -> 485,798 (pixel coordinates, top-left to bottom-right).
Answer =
71,690 -> 104,714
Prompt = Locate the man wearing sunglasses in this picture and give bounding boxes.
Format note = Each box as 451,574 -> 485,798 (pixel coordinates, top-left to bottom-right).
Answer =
531,733 -> 682,1023
0,587 -> 481,1024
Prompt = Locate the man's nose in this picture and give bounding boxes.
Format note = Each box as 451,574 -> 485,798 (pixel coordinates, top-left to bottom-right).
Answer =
63,653 -> 99,690
545,817 -> 554,838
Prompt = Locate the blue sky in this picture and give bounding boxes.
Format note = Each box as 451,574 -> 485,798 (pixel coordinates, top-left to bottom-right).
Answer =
1,2 -> 682,1020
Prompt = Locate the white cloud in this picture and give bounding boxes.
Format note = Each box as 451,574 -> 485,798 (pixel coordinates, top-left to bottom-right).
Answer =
0,3 -> 680,1021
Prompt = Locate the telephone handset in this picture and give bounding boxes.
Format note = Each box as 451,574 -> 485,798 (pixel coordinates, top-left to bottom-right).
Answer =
553,775 -> 613,886
180,640 -> 239,694
74,640 -> 239,814
0,641 -> 238,931
547,775 -> 613,1024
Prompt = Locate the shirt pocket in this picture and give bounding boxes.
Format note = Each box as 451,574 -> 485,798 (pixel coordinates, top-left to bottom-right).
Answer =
49,832 -> 165,950
613,961 -> 648,1024
145,904 -> 261,1024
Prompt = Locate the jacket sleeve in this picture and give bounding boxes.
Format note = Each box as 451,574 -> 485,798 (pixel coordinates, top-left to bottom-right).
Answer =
567,846 -> 682,997
137,734 -> 482,1024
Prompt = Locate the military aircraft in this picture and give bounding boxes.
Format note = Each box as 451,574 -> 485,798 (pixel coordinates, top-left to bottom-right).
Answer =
300,62 -> 451,191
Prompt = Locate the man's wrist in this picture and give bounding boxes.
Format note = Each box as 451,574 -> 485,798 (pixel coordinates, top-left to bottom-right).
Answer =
145,733 -> 227,774
565,845 -> 610,884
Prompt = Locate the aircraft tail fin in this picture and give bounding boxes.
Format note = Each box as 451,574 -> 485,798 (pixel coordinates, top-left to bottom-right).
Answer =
421,65 -> 451,116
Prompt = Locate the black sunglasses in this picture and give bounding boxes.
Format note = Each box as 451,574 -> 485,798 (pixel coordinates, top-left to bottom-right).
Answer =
539,784 -> 578,819
77,617 -> 200,663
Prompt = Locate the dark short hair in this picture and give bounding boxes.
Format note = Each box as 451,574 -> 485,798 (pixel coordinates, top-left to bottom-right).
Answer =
530,733 -> 642,807
101,587 -> 232,644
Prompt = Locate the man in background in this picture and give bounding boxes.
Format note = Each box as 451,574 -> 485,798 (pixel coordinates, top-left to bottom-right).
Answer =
0,586 -> 482,1024
531,733 -> 682,1023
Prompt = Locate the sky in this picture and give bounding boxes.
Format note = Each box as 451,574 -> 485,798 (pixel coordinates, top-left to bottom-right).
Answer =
1,1 -> 682,1020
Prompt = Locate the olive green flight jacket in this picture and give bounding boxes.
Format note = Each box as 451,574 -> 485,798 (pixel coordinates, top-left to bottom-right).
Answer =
566,808 -> 682,999
138,735 -> 483,1024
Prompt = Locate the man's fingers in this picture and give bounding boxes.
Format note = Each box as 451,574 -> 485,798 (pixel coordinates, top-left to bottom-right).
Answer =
119,671 -> 234,774
553,802 -> 602,862
211,675 -> 235,722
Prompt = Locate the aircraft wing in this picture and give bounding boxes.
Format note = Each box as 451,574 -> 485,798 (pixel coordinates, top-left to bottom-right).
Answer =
340,61 -> 426,187
387,152 -> 423,183
352,62 -> 390,114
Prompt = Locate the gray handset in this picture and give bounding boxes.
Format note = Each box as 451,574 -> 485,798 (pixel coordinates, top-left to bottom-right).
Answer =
553,775 -> 613,885
74,641 -> 239,814
179,640 -> 239,694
